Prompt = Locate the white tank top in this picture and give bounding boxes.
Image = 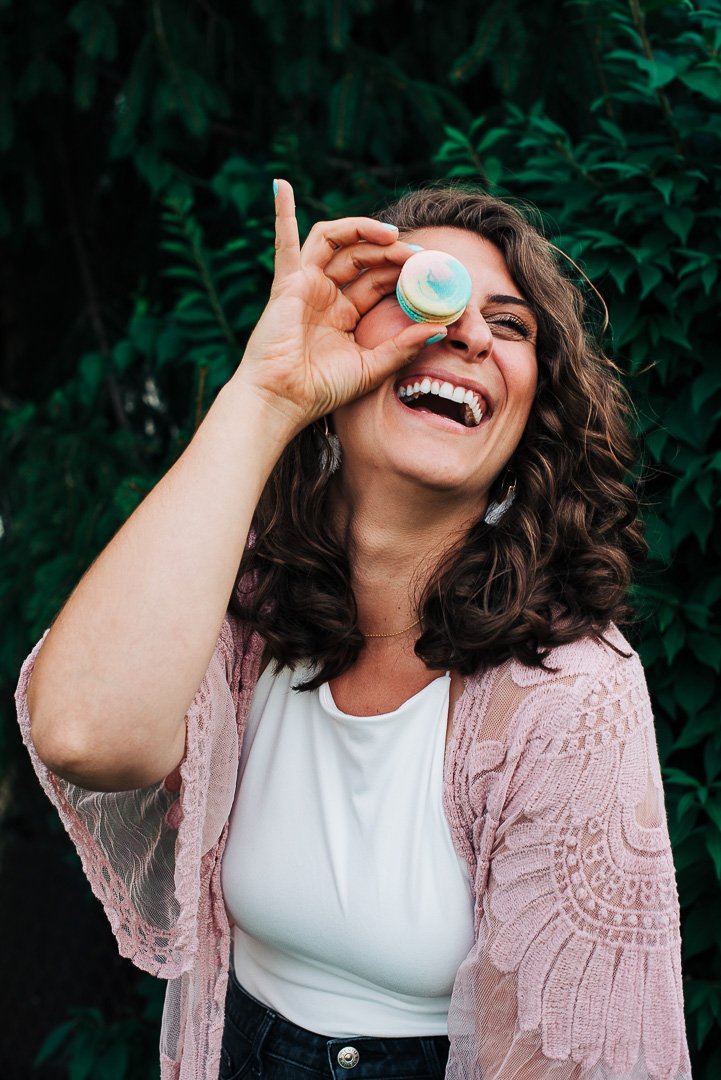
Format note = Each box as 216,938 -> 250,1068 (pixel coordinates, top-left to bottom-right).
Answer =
220,662 -> 474,1037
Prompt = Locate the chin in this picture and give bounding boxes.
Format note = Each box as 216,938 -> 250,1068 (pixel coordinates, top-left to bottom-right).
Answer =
378,444 -> 488,495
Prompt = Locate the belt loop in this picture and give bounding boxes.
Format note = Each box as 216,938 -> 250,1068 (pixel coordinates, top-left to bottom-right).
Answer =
421,1035 -> 448,1078
251,1009 -> 274,1071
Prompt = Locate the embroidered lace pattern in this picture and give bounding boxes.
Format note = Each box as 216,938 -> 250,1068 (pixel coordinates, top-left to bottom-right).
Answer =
442,630 -> 691,1079
16,619 -> 692,1080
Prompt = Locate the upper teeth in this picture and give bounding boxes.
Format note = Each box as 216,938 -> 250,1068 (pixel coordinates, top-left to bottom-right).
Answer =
397,379 -> 485,426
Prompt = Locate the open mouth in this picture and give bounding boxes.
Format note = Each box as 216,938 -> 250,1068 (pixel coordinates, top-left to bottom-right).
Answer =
396,377 -> 490,429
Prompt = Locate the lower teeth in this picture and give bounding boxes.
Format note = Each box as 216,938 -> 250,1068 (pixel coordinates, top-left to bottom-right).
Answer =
401,393 -> 480,427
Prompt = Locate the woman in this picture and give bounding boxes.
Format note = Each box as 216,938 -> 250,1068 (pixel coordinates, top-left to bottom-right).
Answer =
17,181 -> 691,1080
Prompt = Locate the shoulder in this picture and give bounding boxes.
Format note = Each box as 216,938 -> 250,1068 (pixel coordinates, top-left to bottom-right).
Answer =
463,624 -> 650,758
507,625 -> 655,786
509,623 -> 646,713
509,622 -> 642,689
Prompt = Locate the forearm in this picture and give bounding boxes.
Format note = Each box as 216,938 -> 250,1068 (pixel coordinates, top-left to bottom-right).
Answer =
26,179 -> 425,792
27,372 -> 293,790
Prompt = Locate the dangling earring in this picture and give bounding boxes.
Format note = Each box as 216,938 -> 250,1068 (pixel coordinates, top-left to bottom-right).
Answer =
483,477 -> 516,525
322,416 -> 342,474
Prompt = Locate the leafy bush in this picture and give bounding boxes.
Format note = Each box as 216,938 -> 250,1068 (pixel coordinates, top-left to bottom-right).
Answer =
32,979 -> 164,1080
2,0 -> 718,1075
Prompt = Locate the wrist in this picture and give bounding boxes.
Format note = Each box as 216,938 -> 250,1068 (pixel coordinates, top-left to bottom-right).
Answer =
213,369 -> 305,451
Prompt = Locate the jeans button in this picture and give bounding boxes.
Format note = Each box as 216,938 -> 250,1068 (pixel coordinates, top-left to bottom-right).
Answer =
337,1046 -> 360,1069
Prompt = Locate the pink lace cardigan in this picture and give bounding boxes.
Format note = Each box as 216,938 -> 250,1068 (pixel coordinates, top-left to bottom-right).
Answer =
15,615 -> 692,1080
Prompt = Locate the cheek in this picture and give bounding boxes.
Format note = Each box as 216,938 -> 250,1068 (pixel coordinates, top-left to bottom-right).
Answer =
522,369 -> 539,417
506,353 -> 538,419
354,298 -> 408,348
332,394 -> 380,457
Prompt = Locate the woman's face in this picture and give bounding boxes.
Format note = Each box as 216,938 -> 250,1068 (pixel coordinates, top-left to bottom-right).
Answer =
332,226 -> 539,506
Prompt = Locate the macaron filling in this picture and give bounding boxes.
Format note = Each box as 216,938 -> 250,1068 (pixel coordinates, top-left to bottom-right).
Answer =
396,289 -> 466,325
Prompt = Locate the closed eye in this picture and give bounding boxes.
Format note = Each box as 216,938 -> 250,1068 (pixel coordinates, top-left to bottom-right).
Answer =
486,313 -> 535,340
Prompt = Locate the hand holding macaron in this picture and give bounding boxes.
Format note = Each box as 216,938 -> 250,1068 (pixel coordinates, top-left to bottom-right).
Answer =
234,179 -> 451,439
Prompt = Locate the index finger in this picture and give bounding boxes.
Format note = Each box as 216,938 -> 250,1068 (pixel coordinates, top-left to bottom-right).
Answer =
301,217 -> 400,271
272,179 -> 301,282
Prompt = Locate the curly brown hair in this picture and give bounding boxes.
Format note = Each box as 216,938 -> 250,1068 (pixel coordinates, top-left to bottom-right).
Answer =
231,185 -> 646,688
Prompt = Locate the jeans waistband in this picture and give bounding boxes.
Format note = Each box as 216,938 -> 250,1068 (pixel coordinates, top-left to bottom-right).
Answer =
224,966 -> 449,1078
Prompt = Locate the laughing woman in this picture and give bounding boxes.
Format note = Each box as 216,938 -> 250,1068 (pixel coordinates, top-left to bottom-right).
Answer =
17,181 -> 691,1080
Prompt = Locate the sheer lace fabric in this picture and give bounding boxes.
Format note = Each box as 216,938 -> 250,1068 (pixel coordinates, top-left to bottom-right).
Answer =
16,616 -> 262,1079
16,619 -> 691,1079
443,635 -> 690,1080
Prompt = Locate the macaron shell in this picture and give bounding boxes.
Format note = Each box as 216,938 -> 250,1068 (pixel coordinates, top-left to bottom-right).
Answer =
396,290 -> 466,325
396,250 -> 472,323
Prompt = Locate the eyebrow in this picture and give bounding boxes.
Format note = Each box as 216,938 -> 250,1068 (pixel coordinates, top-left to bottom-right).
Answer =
487,294 -> 535,313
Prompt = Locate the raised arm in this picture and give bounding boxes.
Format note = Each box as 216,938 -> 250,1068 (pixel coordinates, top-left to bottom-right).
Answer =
27,181 -> 434,791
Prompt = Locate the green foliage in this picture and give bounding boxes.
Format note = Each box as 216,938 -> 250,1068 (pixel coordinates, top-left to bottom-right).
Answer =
2,0 -> 719,1075
32,977 -> 164,1079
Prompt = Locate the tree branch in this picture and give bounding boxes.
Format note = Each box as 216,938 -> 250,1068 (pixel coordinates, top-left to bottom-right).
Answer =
628,0 -> 685,157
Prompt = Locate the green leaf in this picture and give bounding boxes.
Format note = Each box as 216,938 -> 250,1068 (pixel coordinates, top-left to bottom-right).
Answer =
663,207 -> 695,243
696,1002 -> 716,1050
704,738 -> 721,786
705,830 -> 721,881
163,266 -> 203,284
67,1 -> 117,60
680,65 -> 721,101
687,633 -> 721,674
111,341 -> 136,374
647,58 -> 681,90
705,798 -> 721,835
665,767 -> 703,790
34,1019 -> 78,1065
676,790 -> 700,823
328,71 -> 362,153
324,0 -> 350,52
637,262 -> 664,299
156,324 -> 183,367
682,902 -> 716,961
77,352 -> 106,406
73,51 -> 97,111
674,710 -> 719,751
135,145 -> 174,193
95,1039 -> 129,1079
652,177 -> 675,205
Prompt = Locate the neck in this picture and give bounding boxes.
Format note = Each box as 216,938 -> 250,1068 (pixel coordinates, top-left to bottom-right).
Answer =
328,471 -> 477,636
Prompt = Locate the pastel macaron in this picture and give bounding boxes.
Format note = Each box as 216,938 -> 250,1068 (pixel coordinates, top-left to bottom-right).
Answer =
396,250 -> 472,325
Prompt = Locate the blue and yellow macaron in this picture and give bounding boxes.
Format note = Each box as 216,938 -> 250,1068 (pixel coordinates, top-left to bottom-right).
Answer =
396,250 -> 472,325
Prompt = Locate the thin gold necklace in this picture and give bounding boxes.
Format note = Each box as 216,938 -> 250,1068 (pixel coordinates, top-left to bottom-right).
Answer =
362,618 -> 421,639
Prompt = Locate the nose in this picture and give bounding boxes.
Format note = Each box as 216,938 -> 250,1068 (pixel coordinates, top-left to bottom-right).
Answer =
445,306 -> 492,361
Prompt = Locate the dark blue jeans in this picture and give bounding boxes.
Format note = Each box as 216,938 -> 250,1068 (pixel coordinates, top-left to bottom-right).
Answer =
219,966 -> 450,1080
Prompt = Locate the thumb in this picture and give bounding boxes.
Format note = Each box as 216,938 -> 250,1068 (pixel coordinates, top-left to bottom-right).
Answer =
361,324 -> 448,389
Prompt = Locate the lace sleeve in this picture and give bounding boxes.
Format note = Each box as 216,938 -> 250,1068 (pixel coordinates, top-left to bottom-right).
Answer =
447,650 -> 692,1080
14,616 -> 246,979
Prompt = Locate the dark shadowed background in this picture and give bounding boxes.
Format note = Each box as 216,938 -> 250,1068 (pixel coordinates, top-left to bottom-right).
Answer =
1,0 -> 720,1076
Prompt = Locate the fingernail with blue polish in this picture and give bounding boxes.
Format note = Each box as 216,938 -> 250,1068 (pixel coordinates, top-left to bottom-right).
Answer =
380,222 -> 399,231
272,179 -> 279,198
425,331 -> 447,345
407,244 -> 424,251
